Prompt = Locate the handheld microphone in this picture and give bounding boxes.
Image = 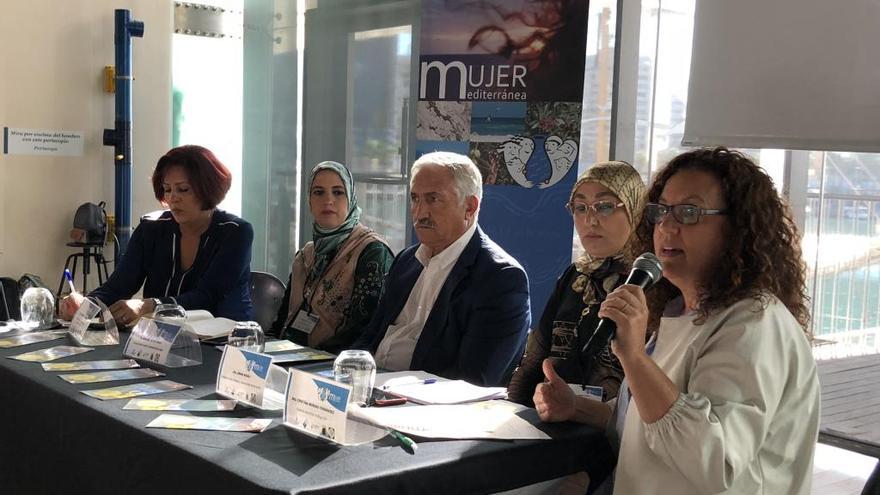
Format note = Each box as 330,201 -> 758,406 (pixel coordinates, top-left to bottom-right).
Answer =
581,253 -> 663,355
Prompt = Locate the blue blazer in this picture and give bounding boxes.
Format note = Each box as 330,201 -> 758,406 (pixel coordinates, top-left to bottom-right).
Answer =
89,210 -> 254,321
355,225 -> 531,387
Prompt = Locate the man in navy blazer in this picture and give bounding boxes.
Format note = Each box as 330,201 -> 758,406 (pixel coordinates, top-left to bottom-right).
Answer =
354,152 -> 530,387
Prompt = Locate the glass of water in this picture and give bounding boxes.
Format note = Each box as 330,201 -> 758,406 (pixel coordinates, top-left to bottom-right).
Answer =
333,350 -> 376,405
20,287 -> 56,330
152,303 -> 187,324
227,321 -> 265,353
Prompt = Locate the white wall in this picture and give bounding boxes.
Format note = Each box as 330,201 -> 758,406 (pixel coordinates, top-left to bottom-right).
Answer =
0,0 -> 172,291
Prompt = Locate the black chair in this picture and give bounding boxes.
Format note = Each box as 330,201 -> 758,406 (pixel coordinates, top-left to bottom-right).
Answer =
249,271 -> 286,334
57,242 -> 111,298
864,460 -> 880,495
0,277 -> 19,321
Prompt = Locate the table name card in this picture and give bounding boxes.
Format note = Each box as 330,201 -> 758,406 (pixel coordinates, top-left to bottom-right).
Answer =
283,369 -> 351,444
69,299 -> 101,338
123,319 -> 181,364
69,298 -> 120,346
216,346 -> 272,408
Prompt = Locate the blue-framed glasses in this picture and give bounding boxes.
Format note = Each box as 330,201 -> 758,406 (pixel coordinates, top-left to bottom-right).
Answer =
565,200 -> 625,218
646,202 -> 727,225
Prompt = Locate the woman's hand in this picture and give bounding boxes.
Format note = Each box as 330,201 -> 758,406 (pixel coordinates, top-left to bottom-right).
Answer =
598,285 -> 650,360
533,359 -> 576,422
58,293 -> 85,320
108,299 -> 155,327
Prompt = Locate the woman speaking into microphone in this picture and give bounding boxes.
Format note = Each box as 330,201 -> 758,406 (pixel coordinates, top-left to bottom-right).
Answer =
534,147 -> 820,494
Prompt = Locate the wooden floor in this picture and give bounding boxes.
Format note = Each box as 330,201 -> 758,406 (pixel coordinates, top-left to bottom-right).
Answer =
815,352 -> 880,494
818,353 -> 880,457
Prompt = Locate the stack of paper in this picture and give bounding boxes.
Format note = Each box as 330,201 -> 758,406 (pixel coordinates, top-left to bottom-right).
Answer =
379,373 -> 507,405
350,401 -> 549,440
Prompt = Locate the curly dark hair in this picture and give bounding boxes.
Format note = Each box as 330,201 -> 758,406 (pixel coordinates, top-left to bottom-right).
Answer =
629,147 -> 810,333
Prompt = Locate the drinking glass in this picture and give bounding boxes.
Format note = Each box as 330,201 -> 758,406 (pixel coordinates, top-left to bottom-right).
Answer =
20,287 -> 55,330
333,350 -> 376,405
227,321 -> 265,353
152,303 -> 187,323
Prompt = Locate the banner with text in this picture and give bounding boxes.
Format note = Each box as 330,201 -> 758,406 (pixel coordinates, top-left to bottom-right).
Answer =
417,0 -> 589,314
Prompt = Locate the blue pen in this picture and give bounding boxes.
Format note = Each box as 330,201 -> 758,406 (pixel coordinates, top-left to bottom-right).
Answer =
382,378 -> 438,390
63,269 -> 77,294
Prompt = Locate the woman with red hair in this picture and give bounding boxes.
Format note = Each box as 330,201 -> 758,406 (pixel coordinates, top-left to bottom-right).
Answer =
60,145 -> 254,323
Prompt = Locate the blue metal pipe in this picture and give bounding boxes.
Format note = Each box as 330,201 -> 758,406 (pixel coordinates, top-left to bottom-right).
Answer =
103,9 -> 144,254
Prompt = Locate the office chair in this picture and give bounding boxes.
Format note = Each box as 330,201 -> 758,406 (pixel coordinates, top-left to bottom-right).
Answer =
248,271 -> 286,334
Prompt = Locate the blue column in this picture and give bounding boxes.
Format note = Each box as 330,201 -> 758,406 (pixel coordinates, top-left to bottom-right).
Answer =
103,9 -> 144,254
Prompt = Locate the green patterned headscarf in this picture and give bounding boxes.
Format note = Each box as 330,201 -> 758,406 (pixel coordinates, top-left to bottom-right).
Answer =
310,161 -> 362,281
570,161 -> 646,303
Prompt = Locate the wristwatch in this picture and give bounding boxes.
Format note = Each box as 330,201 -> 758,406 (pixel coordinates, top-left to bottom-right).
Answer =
151,298 -> 162,310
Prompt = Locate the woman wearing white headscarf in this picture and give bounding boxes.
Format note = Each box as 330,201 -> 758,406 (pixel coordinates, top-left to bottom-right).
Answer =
271,161 -> 393,353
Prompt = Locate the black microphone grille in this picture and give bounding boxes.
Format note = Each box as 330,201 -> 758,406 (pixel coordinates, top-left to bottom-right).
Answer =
633,252 -> 663,283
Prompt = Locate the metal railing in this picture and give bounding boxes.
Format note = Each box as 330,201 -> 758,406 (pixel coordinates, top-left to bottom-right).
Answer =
805,194 -> 880,359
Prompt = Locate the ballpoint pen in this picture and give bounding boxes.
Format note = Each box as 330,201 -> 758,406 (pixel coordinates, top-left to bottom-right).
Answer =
381,378 -> 437,390
63,269 -> 77,294
387,428 -> 418,453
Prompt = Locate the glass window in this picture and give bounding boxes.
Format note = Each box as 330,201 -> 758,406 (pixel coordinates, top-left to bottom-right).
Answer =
623,0 -> 880,357
172,6 -> 244,215
355,181 -> 408,253
804,151 -> 880,356
346,26 -> 412,176
573,0 -> 617,262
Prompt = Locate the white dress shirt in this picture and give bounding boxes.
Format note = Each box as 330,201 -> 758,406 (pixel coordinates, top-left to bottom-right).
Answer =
374,221 -> 478,371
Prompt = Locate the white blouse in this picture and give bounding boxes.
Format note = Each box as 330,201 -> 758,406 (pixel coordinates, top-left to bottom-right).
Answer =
614,296 -> 821,494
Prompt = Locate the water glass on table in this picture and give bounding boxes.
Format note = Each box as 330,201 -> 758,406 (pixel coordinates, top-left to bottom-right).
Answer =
333,350 -> 376,405
20,287 -> 55,330
227,321 -> 265,353
152,303 -> 187,324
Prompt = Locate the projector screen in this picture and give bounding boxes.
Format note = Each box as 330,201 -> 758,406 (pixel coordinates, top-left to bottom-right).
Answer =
682,0 -> 880,152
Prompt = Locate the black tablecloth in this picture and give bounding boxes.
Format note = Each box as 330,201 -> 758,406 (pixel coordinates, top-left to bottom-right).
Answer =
0,331 -> 614,494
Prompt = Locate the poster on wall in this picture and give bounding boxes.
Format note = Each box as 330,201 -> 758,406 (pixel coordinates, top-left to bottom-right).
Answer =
417,0 -> 588,314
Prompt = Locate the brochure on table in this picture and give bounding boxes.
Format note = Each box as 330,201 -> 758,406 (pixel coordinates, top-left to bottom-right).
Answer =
68,298 -> 119,346
215,346 -> 286,410
123,317 -> 202,367
283,369 -> 385,446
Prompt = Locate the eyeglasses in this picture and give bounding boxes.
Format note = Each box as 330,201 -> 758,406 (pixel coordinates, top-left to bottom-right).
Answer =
645,202 -> 727,225
565,200 -> 625,218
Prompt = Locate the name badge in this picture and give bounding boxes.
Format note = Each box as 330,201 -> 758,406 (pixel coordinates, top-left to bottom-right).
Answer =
292,310 -> 319,334
216,346 -> 273,408
283,368 -> 350,444
568,383 -> 604,401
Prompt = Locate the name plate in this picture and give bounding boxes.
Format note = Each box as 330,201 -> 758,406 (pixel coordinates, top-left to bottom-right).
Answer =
283,369 -> 351,444
216,346 -> 272,408
69,298 -> 101,337
69,298 -> 120,346
124,319 -> 181,364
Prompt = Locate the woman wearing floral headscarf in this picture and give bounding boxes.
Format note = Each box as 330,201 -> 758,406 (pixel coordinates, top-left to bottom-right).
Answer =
508,161 -> 645,405
271,161 -> 393,353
